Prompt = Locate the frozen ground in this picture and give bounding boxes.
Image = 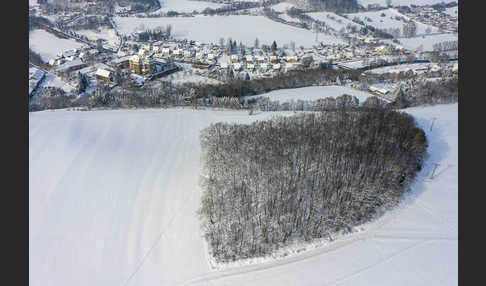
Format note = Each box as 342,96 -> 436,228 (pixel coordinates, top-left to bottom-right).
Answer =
270,2 -> 295,12
29,29 -> 86,62
306,12 -> 361,31
114,15 -> 344,48
389,33 -> 458,52
444,6 -> 458,17
278,13 -> 300,24
156,0 -> 225,13
244,85 -> 373,104
161,71 -> 222,86
76,29 -> 120,49
30,102 -> 457,286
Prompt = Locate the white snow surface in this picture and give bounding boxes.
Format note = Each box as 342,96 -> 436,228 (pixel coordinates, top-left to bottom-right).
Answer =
29,29 -> 86,62
444,6 -> 458,17
76,29 -> 120,49
389,33 -> 458,51
271,2 -> 295,12
114,15 -> 343,48
156,0 -> 225,13
244,85 -> 373,103
306,12 -> 361,30
30,103 -> 457,286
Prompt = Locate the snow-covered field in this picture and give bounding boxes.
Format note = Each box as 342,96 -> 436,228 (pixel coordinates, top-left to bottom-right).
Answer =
76,29 -> 120,49
161,71 -> 222,85
357,0 -> 457,7
114,15 -> 344,48
270,2 -> 295,12
444,6 -> 458,17
278,13 -> 300,24
307,12 -> 361,31
156,0 -> 225,13
29,29 -> 86,62
389,33 -> 458,51
30,101 -> 457,286
245,85 -> 373,103
40,73 -> 75,93
346,8 -> 439,36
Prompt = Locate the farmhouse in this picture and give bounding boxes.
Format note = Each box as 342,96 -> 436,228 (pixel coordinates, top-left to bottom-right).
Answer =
369,84 -> 391,95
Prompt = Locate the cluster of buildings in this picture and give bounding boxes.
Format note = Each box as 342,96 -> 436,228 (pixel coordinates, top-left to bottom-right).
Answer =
401,5 -> 458,33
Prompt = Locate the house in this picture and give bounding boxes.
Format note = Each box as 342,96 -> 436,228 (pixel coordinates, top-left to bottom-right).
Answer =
231,55 -> 239,63
247,63 -> 255,71
184,50 -> 193,59
95,68 -> 112,83
57,59 -> 86,73
285,56 -> 298,63
270,55 -> 279,63
369,84 -> 390,95
272,63 -> 281,70
233,63 -> 242,71
245,55 -> 254,62
255,55 -> 265,63
374,46 -> 387,53
162,48 -> 171,56
172,49 -> 182,57
62,49 -> 78,58
110,55 -> 131,69
452,63 -> 458,72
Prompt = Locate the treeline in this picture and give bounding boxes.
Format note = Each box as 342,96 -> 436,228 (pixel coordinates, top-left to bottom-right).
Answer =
391,76 -> 458,108
199,108 -> 427,262
29,66 -> 362,111
246,94 -> 388,112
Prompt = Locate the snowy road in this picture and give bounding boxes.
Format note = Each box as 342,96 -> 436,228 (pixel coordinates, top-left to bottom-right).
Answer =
29,104 -> 457,286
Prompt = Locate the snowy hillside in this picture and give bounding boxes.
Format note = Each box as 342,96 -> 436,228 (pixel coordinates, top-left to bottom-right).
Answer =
29,103 -> 457,286
387,33 -> 458,52
347,8 -> 439,36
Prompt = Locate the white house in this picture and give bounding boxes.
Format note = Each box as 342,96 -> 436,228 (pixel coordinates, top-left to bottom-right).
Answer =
233,63 -> 242,71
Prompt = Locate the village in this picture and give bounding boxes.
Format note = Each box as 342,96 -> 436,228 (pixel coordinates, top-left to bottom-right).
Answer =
29,0 -> 458,104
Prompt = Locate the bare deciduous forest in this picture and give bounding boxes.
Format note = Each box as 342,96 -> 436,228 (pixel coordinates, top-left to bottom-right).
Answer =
199,108 -> 427,263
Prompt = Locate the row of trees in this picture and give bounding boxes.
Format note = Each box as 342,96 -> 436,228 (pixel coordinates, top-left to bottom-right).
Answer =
199,107 -> 427,262
432,40 -> 458,52
246,94 -> 388,112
